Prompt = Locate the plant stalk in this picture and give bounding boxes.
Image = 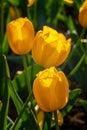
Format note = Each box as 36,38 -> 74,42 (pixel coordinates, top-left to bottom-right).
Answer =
22,54 -> 31,94
54,111 -> 60,130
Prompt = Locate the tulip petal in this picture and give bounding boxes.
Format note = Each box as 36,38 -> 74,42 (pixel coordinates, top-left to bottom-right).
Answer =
33,67 -> 69,112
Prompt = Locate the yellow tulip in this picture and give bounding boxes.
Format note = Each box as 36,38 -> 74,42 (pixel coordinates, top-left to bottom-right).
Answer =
33,67 -> 69,112
27,0 -> 35,7
7,17 -> 34,55
32,26 -> 71,68
64,0 -> 74,4
78,0 -> 87,28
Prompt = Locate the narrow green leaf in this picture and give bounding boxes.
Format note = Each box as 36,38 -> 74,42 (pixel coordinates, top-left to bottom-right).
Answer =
42,112 -> 52,130
7,116 -> 14,129
0,55 -> 6,98
65,16 -> 76,30
2,33 -> 9,54
7,0 -> 20,6
0,78 -> 10,130
12,64 -> 43,92
9,79 -> 23,114
78,99 -> 87,111
61,88 -> 81,117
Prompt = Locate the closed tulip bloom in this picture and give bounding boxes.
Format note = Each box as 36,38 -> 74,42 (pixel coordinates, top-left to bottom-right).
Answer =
27,0 -> 35,7
33,67 -> 69,112
64,0 -> 74,4
78,1 -> 87,28
7,17 -> 34,55
32,26 -> 71,68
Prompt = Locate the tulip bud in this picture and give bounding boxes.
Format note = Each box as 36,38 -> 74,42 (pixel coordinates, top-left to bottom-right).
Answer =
78,1 -> 87,28
9,6 -> 22,20
64,0 -> 74,4
37,109 -> 44,129
33,67 -> 69,112
27,0 -> 35,7
7,17 -> 34,55
32,26 -> 71,68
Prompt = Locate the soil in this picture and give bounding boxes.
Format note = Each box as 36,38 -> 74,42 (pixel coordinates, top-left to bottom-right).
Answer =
61,106 -> 87,130
52,106 -> 87,130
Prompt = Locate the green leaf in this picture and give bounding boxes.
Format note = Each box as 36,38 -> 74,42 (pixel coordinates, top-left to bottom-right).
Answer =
9,79 -> 23,114
78,99 -> 87,111
2,33 -> 9,54
0,55 -> 6,98
7,0 -> 20,6
9,64 -> 43,129
61,88 -> 81,117
12,64 -> 43,92
7,116 -> 14,129
65,16 -> 76,30
22,112 -> 40,130
0,78 -> 10,130
42,112 -> 52,130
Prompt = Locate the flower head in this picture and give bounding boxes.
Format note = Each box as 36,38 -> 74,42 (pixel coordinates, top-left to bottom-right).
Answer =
7,17 -> 34,55
32,26 -> 71,68
78,0 -> 87,28
27,0 -> 35,7
33,67 -> 69,112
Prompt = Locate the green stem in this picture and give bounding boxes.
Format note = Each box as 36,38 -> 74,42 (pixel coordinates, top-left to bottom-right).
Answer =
53,0 -> 64,26
61,28 -> 85,70
27,6 -> 31,19
10,91 -> 32,130
54,111 -> 60,130
33,0 -> 37,29
68,52 -> 86,78
22,54 -> 31,94
0,55 -> 10,130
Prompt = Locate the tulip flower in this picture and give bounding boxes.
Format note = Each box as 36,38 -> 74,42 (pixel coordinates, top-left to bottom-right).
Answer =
64,0 -> 74,4
27,0 -> 35,7
33,67 -> 69,112
32,26 -> 71,68
78,0 -> 87,28
7,17 -> 34,55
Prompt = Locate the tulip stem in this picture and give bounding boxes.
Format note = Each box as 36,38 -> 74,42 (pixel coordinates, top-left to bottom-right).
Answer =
10,91 -> 32,130
22,54 -> 31,94
68,52 -> 86,78
0,55 -> 10,130
54,111 -> 60,130
61,28 -> 85,70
